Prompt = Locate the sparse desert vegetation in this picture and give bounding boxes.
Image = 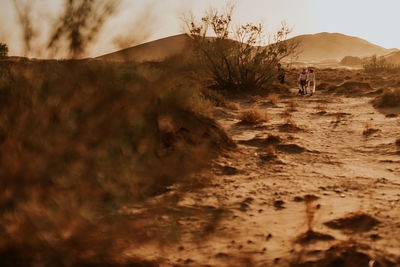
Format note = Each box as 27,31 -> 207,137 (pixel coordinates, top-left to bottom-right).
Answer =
363,54 -> 400,73
2,55 -> 400,266
2,1 -> 400,266
373,88 -> 400,108
184,5 -> 298,91
237,109 -> 269,124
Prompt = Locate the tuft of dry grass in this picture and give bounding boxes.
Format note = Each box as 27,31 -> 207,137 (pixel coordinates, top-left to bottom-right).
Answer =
267,94 -> 279,106
266,144 -> 276,155
201,87 -> 226,107
395,138 -> 400,146
237,109 -> 269,124
362,122 -> 379,136
288,99 -> 297,111
285,118 -> 298,133
373,88 -> 400,108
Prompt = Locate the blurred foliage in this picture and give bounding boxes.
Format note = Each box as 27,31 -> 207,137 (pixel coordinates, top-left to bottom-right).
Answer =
2,1 -> 237,265
12,0 -> 121,58
47,0 -> 120,58
0,58 -> 234,266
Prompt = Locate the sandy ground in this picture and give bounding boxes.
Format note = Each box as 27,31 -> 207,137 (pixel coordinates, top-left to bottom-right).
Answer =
126,90 -> 400,266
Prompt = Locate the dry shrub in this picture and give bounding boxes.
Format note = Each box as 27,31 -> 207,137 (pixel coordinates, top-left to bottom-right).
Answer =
395,138 -> 400,146
260,144 -> 277,161
363,54 -> 400,73
0,59 -> 234,265
238,109 -> 269,124
200,87 -> 226,107
373,88 -> 400,108
199,88 -> 239,110
285,118 -> 298,133
185,6 -> 298,91
291,240 -> 396,267
362,122 -> 379,136
266,144 -> 276,155
267,94 -> 279,105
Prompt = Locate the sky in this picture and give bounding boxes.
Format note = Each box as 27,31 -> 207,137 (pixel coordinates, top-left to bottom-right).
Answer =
1,0 -> 400,58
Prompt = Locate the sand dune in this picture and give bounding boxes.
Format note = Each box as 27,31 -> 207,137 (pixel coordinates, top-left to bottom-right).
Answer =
290,32 -> 390,62
97,34 -> 192,62
97,32 -> 393,64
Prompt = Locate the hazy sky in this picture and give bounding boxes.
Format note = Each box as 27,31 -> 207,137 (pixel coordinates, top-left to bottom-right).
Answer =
1,0 -> 400,58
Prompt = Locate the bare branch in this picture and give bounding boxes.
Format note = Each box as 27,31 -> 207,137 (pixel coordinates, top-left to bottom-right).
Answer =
47,0 -> 120,58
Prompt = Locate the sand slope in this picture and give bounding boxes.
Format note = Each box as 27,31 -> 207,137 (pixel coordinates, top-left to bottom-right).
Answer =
97,34 -> 192,62
97,32 -> 392,64
123,77 -> 400,266
291,32 -> 390,62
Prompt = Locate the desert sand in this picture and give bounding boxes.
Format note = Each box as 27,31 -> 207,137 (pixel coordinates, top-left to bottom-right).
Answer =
122,70 -> 400,266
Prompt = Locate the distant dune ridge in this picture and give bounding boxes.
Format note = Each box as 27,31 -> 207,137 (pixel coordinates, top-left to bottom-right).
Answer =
97,34 -> 192,62
97,32 -> 395,63
290,32 -> 390,62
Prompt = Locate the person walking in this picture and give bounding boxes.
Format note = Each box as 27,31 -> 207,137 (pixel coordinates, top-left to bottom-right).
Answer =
298,67 -> 307,95
307,68 -> 316,96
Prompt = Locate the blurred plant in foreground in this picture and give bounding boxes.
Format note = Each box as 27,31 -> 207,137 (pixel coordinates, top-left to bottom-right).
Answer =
0,57 -> 233,266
